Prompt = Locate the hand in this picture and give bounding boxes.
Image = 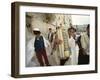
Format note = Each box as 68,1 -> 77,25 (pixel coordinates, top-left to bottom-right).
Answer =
59,40 -> 63,44
57,39 -> 63,44
81,48 -> 87,55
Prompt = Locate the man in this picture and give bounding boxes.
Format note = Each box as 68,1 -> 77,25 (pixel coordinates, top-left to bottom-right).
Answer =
68,27 -> 79,65
51,26 -> 69,65
78,24 -> 90,64
48,28 -> 54,43
52,25 -> 71,65
33,28 -> 51,66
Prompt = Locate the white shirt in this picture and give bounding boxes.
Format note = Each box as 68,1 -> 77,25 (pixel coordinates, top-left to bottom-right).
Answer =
68,36 -> 79,65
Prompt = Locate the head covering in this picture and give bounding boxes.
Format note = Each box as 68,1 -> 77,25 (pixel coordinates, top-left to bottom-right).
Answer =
33,28 -> 40,32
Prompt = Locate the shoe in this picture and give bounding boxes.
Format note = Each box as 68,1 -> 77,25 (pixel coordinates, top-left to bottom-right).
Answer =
46,64 -> 51,66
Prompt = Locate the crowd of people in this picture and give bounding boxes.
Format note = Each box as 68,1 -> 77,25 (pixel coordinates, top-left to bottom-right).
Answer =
27,24 -> 90,66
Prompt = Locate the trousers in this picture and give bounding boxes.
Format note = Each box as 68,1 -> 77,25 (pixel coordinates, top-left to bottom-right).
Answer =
36,48 -> 49,66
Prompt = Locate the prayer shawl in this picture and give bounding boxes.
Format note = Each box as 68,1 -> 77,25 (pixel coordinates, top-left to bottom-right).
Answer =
57,27 -> 71,59
81,32 -> 89,55
26,35 -> 51,66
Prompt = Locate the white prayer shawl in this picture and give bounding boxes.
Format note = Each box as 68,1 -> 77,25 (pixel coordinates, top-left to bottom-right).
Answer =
68,37 -> 79,65
81,32 -> 89,55
26,35 -> 51,66
56,27 -> 65,58
56,27 -> 71,59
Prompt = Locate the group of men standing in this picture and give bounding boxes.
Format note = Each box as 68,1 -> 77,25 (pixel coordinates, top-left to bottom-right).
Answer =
29,24 -> 90,66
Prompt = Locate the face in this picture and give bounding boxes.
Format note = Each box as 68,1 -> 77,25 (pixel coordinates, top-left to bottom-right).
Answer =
49,28 -> 52,32
68,29 -> 76,37
33,31 -> 40,35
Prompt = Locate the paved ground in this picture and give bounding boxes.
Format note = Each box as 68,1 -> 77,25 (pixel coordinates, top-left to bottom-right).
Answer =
26,54 -> 71,67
